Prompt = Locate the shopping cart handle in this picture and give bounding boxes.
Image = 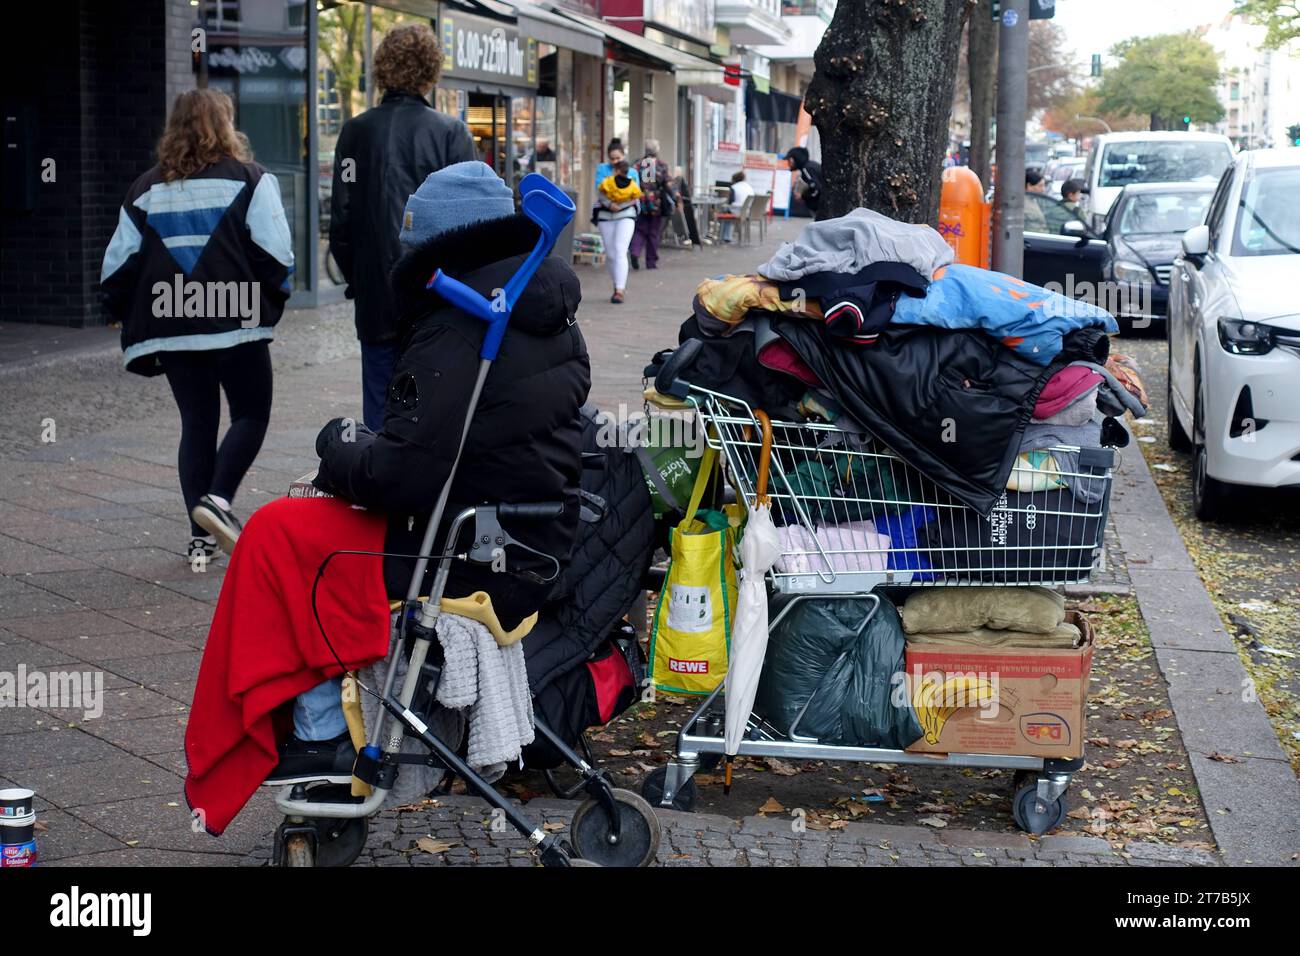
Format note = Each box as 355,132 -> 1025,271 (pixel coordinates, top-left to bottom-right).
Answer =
654,338 -> 702,399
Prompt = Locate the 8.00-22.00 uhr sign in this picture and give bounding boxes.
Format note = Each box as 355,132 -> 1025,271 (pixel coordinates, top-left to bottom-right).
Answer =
440,11 -> 538,89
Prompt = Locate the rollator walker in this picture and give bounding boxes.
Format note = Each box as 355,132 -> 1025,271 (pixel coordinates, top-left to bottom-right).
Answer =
270,174 -> 659,868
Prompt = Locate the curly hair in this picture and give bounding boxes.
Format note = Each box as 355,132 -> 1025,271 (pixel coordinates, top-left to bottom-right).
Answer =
374,24 -> 443,96
157,89 -> 251,182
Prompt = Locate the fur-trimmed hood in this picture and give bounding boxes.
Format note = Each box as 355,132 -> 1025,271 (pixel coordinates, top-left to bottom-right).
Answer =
389,212 -> 581,336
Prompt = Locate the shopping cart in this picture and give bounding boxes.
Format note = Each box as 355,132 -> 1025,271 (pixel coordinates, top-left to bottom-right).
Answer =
642,377 -> 1118,835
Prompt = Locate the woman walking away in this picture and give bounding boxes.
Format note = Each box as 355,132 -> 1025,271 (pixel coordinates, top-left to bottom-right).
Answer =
630,139 -> 675,270
101,89 -> 293,559
595,144 -> 639,304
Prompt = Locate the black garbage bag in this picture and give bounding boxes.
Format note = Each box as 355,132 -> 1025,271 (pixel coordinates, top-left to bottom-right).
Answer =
753,595 -> 922,750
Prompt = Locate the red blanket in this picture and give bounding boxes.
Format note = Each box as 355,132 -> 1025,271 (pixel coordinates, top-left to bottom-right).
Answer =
184,496 -> 390,836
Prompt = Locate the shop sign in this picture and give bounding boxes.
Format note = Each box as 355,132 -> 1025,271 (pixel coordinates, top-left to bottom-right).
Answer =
645,0 -> 716,45
440,11 -> 539,89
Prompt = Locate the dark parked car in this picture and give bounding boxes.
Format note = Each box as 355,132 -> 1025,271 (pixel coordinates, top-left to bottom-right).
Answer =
1101,182 -> 1215,332
1022,182 -> 1214,335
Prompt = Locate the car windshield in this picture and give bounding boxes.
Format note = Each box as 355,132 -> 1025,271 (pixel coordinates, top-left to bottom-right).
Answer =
1232,166 -> 1300,257
1115,190 -> 1212,235
1099,141 -> 1232,187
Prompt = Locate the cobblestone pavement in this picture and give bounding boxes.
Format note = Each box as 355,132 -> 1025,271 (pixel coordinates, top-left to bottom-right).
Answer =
239,794 -> 1220,868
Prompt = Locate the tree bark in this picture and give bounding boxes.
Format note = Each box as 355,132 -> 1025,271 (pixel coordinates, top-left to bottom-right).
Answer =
805,0 -> 973,224
967,0 -> 996,189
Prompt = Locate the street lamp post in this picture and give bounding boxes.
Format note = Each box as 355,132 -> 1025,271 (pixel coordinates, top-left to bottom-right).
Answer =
992,0 -> 1030,276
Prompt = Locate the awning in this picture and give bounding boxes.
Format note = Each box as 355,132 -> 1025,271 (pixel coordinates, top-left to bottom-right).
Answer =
555,9 -> 726,87
500,2 -> 606,58
745,82 -> 803,125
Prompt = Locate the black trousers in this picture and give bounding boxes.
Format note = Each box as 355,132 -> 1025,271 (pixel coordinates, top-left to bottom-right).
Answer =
159,341 -> 273,535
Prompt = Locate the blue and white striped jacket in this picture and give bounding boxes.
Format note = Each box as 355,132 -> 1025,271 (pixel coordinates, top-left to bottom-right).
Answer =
100,156 -> 294,376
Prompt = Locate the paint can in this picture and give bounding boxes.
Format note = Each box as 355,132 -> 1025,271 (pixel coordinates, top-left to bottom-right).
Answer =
0,789 -> 38,867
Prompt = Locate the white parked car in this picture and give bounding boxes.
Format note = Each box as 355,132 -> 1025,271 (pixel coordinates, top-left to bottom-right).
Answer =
1081,131 -> 1234,233
1167,147 -> 1300,519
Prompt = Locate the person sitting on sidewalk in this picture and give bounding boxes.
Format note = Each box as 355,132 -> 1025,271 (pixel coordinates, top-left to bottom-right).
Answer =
184,162 -> 591,828
719,170 -> 754,243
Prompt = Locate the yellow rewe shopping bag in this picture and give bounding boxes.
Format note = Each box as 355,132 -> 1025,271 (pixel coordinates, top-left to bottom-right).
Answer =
649,446 -> 739,695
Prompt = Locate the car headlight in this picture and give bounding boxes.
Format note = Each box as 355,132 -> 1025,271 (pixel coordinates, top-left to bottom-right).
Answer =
1217,318 -> 1275,355
1112,259 -> 1151,284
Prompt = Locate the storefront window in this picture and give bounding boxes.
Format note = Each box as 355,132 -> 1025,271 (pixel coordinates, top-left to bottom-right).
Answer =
200,0 -> 311,290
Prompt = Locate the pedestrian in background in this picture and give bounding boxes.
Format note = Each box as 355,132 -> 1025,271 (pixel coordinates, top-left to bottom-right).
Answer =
100,88 -> 293,559
785,146 -> 823,214
329,23 -> 474,430
595,154 -> 640,304
630,139 -> 675,271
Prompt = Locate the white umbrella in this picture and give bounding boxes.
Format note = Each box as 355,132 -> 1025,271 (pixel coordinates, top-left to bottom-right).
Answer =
723,412 -> 782,791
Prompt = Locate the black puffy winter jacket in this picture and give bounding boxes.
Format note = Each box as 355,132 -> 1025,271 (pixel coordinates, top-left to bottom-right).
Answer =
773,321 -> 1054,516
315,213 -> 591,629
329,91 -> 476,345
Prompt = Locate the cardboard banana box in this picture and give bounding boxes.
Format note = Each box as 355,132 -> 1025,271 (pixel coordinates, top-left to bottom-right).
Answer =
903,611 -> 1094,759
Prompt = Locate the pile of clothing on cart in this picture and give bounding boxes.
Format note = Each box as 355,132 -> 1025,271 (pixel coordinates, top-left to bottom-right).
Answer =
645,207 -> 1150,582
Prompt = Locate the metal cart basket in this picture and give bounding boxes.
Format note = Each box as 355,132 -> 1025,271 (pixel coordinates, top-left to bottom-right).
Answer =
645,385 -> 1119,835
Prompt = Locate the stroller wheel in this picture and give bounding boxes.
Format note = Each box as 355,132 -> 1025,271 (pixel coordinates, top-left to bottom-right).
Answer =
569,789 -> 660,867
641,765 -> 698,812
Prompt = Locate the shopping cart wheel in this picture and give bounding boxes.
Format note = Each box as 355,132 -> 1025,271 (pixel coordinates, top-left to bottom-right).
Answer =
569,788 -> 661,867
1011,781 -> 1067,835
641,765 -> 698,812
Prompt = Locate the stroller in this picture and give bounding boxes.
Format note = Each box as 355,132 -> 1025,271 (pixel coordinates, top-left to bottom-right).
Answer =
268,176 -> 659,868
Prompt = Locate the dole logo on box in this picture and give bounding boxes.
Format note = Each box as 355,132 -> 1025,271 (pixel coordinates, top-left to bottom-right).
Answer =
1019,712 -> 1070,746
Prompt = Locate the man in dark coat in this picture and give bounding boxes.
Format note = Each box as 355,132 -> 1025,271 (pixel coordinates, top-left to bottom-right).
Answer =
329,23 -> 476,429
268,160 -> 591,782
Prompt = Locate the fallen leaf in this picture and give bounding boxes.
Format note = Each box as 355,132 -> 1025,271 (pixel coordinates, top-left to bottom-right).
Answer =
415,837 -> 459,855
758,797 -> 785,815
766,758 -> 800,776
918,816 -> 948,828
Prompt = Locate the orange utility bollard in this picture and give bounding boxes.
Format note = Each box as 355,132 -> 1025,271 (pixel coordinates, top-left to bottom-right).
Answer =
939,166 -> 991,269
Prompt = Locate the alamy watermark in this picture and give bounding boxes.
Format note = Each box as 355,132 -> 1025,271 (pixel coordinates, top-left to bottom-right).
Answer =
0,666 -> 104,720
152,275 -> 261,328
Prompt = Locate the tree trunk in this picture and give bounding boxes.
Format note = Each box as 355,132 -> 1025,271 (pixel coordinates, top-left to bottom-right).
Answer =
967,0 -> 996,189
805,0 -> 973,224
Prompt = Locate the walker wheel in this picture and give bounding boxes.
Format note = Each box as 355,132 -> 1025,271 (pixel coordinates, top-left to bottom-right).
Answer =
1012,781 -> 1067,835
641,765 -> 698,812
569,788 -> 661,867
282,833 -> 314,868
306,784 -> 370,868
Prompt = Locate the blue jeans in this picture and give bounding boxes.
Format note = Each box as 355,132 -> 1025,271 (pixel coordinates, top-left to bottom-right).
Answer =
361,342 -> 401,432
293,677 -> 347,741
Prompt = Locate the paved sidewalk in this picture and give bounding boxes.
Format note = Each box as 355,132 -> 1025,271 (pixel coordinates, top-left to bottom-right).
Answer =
237,793 -> 1219,868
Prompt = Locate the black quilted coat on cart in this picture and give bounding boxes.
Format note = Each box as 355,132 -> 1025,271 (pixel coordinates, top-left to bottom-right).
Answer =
522,405 -> 658,695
